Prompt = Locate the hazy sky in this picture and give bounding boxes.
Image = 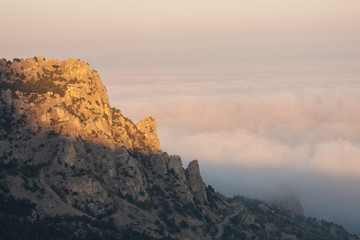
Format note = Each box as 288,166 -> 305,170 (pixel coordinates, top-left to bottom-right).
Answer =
1,0 -> 360,66
2,0 -> 360,233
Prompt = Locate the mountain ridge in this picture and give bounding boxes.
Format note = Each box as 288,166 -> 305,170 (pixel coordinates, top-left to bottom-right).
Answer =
0,57 -> 233,239
0,57 -> 358,240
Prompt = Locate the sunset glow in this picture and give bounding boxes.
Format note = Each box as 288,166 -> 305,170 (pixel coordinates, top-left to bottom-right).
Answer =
2,0 -> 360,233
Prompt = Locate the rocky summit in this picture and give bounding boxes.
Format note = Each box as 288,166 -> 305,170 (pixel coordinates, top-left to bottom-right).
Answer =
0,57 -> 359,240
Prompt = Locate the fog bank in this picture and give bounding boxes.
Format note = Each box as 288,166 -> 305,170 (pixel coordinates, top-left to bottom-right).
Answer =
102,60 -> 360,233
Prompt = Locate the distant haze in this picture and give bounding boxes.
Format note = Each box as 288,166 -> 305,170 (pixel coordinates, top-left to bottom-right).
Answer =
1,0 -> 360,66
103,61 -> 360,233
2,0 -> 360,234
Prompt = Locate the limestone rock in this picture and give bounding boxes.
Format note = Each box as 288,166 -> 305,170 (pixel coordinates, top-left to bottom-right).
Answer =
136,117 -> 160,151
149,153 -> 168,175
0,57 -> 161,152
167,154 -> 185,181
186,160 -> 207,202
0,57 -> 234,240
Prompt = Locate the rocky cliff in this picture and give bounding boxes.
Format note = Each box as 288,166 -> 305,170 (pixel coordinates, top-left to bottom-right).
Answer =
0,57 -> 358,240
0,57 -> 160,152
0,57 -> 232,240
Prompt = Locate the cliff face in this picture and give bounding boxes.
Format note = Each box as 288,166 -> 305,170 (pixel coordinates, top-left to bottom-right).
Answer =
186,160 -> 207,203
0,57 -> 160,152
0,57 -> 232,240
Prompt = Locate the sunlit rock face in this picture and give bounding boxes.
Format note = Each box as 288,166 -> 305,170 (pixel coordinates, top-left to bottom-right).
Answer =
136,116 -> 160,151
0,57 -> 233,240
0,57 -> 161,152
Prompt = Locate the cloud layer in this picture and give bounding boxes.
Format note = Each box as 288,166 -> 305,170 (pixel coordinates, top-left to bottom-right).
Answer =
104,61 -> 360,179
102,61 -> 360,232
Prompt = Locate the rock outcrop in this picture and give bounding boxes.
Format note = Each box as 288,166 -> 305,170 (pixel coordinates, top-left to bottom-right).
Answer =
0,57 -> 160,152
0,57 -> 232,240
136,117 -> 160,151
186,160 -> 207,203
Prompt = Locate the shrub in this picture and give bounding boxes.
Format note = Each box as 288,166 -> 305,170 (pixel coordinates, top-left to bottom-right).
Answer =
0,78 -> 66,97
179,220 -> 189,229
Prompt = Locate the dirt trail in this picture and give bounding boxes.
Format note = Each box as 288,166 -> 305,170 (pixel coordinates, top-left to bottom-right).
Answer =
215,204 -> 244,239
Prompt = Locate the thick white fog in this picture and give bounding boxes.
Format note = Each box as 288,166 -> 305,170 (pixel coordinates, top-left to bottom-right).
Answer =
102,60 -> 360,233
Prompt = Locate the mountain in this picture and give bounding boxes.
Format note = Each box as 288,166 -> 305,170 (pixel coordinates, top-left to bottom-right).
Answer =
0,57 -> 358,240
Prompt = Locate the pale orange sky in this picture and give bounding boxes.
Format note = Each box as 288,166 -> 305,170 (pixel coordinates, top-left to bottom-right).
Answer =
1,0 -> 360,67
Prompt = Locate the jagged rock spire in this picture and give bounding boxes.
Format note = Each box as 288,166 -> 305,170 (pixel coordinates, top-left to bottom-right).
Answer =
186,160 -> 208,202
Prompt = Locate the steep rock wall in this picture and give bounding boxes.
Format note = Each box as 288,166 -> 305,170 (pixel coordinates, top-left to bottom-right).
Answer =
0,57 -> 161,152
